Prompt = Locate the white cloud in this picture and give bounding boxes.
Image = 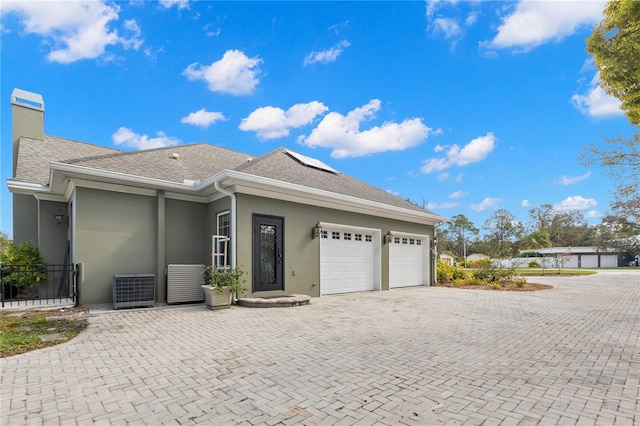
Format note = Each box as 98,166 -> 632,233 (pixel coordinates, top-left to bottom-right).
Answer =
300,99 -> 434,158
554,195 -> 597,211
425,1 -> 477,45
585,210 -> 602,219
485,0 -> 605,51
239,101 -> 328,139
448,190 -> 467,199
2,1 -> 143,63
465,11 -> 479,26
521,199 -> 530,207
433,17 -> 461,39
426,201 -> 459,210
554,171 -> 591,186
183,49 -> 262,96
181,109 -> 226,128
437,172 -> 450,182
454,174 -> 464,183
571,74 -> 624,119
421,132 -> 496,173
303,40 -> 351,66
203,23 -> 221,37
386,189 -> 400,196
470,197 -> 501,212
159,0 -> 189,9
112,127 -> 180,150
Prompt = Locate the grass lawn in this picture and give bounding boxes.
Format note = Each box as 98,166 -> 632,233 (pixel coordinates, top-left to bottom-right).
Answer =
0,309 -> 88,357
513,268 -> 597,276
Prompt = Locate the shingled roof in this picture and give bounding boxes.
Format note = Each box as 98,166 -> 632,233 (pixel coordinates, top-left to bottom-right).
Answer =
14,135 -> 434,215
14,135 -> 121,184
64,143 -> 251,183
233,148 -> 428,213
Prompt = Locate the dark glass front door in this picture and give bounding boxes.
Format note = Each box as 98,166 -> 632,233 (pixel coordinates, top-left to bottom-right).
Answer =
252,215 -> 284,292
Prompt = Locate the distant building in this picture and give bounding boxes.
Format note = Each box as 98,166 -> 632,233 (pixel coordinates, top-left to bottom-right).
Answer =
518,247 -> 618,268
467,253 -> 489,262
439,251 -> 455,266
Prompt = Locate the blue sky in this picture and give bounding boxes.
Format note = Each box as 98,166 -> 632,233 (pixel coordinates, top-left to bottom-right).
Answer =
1,1 -> 635,237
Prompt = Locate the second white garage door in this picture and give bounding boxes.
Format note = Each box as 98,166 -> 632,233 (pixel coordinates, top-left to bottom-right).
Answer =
389,233 -> 428,288
320,227 -> 377,295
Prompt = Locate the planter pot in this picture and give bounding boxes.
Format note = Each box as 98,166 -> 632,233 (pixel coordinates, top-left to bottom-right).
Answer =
201,285 -> 232,310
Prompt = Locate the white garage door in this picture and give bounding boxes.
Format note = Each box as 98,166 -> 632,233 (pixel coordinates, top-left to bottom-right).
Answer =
600,255 -> 618,268
320,228 -> 376,295
581,255 -> 598,268
389,234 -> 428,288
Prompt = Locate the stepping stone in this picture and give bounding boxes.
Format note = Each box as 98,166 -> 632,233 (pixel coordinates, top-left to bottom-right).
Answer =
39,333 -> 66,342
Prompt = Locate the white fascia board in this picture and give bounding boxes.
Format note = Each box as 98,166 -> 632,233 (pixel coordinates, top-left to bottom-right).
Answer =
34,193 -> 67,202
222,170 -> 447,225
49,162 -> 201,193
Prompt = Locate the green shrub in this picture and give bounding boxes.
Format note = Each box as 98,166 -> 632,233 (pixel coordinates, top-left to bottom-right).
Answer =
452,268 -> 468,280
468,258 -> 491,269
528,260 -> 540,268
470,259 -> 518,284
0,241 -> 46,288
437,260 -> 455,282
513,277 -> 526,288
437,261 -> 469,282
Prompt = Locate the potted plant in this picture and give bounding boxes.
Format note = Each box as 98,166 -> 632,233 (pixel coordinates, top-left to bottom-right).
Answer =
202,266 -> 247,310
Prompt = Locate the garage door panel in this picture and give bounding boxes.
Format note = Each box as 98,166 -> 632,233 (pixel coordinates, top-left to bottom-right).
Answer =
390,235 -> 427,288
321,228 -> 376,295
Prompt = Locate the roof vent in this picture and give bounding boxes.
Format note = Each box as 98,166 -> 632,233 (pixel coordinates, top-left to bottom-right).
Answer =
170,153 -> 179,159
247,157 -> 253,162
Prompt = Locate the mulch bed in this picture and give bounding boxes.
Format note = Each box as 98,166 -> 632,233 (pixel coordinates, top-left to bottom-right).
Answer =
436,282 -> 553,291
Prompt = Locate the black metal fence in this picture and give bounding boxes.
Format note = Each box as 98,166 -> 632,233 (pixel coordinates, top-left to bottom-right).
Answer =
0,264 -> 78,308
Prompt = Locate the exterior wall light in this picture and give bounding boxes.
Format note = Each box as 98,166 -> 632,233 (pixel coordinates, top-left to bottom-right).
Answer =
312,222 -> 322,239
54,211 -> 64,224
384,231 -> 393,244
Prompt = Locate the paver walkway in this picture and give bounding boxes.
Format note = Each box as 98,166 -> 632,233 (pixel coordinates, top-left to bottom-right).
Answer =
1,270 -> 638,425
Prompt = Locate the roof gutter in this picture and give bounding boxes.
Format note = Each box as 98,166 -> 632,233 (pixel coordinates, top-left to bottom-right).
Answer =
6,179 -> 50,194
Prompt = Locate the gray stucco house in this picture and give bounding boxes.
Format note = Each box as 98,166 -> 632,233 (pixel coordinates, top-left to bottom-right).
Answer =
8,89 -> 446,306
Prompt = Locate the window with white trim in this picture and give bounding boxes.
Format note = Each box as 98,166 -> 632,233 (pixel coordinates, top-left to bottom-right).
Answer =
216,211 -> 231,268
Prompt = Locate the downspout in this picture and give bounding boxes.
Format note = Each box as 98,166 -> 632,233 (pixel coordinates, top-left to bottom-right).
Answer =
214,181 -> 237,269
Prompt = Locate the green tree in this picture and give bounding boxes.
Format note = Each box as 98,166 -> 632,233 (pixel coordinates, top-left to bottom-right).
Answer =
482,209 -> 524,258
586,0 -> 640,125
446,214 -> 479,266
547,210 -> 593,247
0,231 -> 9,256
520,230 -> 552,250
528,204 -> 555,231
581,133 -> 640,240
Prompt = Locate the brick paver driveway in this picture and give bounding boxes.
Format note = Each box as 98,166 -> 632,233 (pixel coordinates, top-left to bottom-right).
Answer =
2,270 -> 638,425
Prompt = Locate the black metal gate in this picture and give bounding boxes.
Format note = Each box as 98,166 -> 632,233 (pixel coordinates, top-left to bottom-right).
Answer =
0,264 -> 78,308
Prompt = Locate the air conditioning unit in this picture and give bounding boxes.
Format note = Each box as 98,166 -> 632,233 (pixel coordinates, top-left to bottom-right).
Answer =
167,264 -> 205,304
113,274 -> 155,309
